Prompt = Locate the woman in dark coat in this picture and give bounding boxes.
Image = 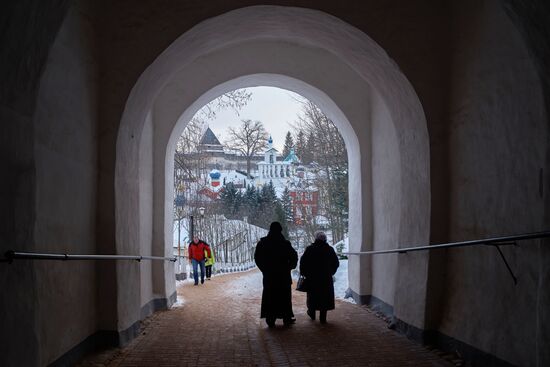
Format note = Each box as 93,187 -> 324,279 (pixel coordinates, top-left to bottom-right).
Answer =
299,231 -> 339,324
254,222 -> 298,327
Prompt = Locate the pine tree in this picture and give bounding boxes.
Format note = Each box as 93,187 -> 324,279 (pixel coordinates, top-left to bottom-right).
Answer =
255,181 -> 279,229
220,182 -> 241,218
262,181 -> 277,203
281,187 -> 293,223
244,184 -> 257,205
282,131 -> 294,159
243,185 -> 259,222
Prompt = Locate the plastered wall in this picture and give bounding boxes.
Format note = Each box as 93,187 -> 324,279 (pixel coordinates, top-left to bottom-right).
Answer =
2,1 -> 549,366
440,0 -> 548,365
32,4 -> 99,364
139,112 -> 154,309
371,92 -> 400,309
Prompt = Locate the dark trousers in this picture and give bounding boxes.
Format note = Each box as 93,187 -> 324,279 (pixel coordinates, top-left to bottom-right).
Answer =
205,265 -> 212,279
308,309 -> 328,323
191,259 -> 205,284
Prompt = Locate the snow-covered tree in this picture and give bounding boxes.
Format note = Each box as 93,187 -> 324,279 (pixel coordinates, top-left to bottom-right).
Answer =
220,182 -> 242,218
249,181 -> 279,229
281,187 -> 293,223
243,185 -> 259,219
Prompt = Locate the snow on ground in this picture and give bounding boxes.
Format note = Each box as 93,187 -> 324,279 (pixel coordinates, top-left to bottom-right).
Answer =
175,258 -> 353,309
333,237 -> 349,254
292,258 -> 354,304
334,259 -> 355,303
171,281 -> 186,309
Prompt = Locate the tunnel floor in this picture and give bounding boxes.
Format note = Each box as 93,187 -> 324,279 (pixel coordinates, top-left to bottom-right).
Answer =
79,269 -> 453,366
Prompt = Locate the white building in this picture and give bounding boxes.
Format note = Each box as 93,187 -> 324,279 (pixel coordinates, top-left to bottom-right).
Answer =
257,136 -> 299,178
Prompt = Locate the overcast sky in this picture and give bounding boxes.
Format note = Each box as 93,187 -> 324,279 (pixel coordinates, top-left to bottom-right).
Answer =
204,86 -> 304,152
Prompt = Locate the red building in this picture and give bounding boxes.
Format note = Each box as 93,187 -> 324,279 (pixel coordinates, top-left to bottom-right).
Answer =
289,189 -> 319,225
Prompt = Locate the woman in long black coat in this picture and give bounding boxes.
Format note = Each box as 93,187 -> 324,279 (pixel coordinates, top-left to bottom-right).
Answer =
299,231 -> 339,324
254,222 -> 298,327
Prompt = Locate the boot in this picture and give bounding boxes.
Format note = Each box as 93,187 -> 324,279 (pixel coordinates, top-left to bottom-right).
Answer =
320,310 -> 327,324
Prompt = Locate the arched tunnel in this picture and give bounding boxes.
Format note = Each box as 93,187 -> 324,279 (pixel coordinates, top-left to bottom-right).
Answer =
1,1 -> 549,366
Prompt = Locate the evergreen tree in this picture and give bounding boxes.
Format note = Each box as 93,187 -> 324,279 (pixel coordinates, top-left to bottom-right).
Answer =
220,182 -> 241,218
281,187 -> 293,223
282,131 -> 294,158
244,184 -> 257,205
261,180 -> 277,203
256,181 -> 279,229
243,185 -> 259,221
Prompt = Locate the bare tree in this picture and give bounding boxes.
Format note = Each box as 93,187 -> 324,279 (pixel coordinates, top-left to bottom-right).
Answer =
193,89 -> 251,121
175,118 -> 204,183
292,99 -> 348,243
174,90 -> 252,223
224,119 -> 269,178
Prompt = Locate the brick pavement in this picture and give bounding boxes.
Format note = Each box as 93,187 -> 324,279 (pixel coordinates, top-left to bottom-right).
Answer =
80,269 -> 453,367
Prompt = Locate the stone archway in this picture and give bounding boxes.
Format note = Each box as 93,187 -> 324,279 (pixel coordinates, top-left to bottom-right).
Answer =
115,5 -> 430,335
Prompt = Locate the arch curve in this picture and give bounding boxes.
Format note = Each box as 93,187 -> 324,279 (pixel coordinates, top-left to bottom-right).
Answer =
115,5 -> 430,332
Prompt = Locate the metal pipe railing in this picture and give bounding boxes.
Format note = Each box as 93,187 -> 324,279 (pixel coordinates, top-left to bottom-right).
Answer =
2,251 -> 176,263
342,230 -> 550,256
341,230 -> 550,285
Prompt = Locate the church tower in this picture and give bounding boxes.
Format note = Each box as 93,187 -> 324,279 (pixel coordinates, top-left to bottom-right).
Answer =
264,136 -> 278,164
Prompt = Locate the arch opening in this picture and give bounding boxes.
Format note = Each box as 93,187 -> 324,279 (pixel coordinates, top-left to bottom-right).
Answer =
115,5 -> 430,336
169,85 -> 351,292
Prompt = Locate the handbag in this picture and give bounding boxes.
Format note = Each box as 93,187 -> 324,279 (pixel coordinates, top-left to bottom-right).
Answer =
296,275 -> 308,292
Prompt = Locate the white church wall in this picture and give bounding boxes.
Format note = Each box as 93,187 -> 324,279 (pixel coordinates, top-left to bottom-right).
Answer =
139,111 -> 154,309
371,89 -> 400,311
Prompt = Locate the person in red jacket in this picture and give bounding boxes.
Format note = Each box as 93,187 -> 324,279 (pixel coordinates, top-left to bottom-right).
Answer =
188,236 -> 211,285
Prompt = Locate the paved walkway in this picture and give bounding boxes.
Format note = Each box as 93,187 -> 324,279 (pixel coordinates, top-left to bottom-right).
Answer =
81,269 -> 453,366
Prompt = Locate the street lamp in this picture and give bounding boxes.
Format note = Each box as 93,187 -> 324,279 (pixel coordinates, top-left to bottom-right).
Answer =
174,185 -> 186,274
189,214 -> 194,242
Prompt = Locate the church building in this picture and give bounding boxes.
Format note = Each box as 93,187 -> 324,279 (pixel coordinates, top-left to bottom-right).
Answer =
257,136 -> 298,178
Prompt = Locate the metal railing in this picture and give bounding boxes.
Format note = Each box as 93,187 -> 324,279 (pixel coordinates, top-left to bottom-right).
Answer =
341,230 -> 550,285
2,251 -> 176,263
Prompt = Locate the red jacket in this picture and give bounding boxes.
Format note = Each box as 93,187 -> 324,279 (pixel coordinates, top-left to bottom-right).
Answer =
188,240 -> 211,261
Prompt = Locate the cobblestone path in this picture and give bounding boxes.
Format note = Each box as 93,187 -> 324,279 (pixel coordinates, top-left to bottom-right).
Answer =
81,269 -> 452,366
